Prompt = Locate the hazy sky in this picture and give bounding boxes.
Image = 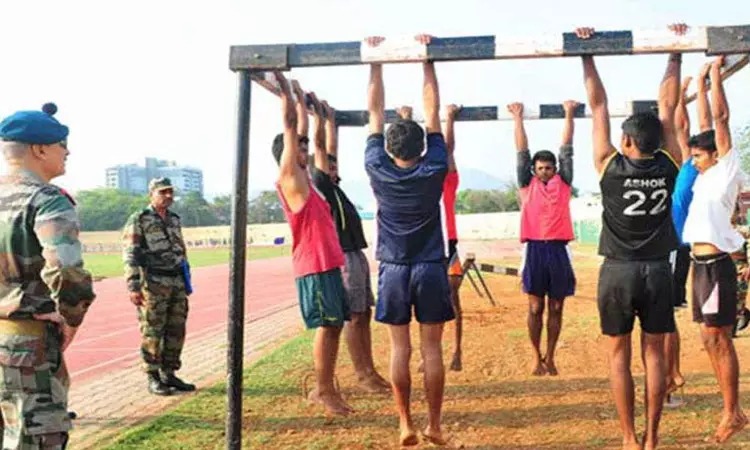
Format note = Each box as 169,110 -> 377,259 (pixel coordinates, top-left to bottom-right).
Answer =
0,0 -> 748,198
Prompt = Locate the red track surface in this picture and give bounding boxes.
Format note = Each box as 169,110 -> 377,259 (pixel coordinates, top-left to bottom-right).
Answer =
66,256 -> 297,384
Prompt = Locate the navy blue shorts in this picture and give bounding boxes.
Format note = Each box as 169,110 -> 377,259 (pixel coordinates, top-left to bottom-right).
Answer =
375,262 -> 455,325
521,240 -> 576,299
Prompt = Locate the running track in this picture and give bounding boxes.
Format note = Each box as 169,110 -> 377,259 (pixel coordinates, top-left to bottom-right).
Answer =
66,256 -> 297,384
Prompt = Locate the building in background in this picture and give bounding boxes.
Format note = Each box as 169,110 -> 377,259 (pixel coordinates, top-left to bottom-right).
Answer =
106,157 -> 203,196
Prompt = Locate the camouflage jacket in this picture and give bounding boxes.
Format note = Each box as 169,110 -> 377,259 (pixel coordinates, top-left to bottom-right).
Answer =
0,170 -> 95,327
122,206 -> 186,292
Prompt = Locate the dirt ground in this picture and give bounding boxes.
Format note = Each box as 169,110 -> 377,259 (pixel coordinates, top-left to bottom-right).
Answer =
247,242 -> 750,449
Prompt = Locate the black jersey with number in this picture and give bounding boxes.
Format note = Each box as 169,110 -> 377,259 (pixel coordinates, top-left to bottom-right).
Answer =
598,150 -> 679,260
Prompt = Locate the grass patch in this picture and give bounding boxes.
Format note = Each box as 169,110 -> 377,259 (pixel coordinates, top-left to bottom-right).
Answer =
83,245 -> 290,279
102,330 -> 314,450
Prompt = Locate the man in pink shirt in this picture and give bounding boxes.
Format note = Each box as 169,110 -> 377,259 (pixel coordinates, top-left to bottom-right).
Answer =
270,72 -> 352,416
508,100 -> 578,377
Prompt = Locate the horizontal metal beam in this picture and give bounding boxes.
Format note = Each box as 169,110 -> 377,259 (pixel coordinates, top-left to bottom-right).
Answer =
335,102 -> 657,126
335,53 -> 748,126
249,53 -> 747,125
230,25 -> 750,70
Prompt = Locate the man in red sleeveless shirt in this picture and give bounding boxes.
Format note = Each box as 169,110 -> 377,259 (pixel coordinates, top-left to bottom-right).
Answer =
270,73 -> 353,416
508,100 -> 578,377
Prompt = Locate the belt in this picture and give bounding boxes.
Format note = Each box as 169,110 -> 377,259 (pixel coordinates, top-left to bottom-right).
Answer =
148,268 -> 181,276
690,252 -> 730,265
0,319 -> 47,337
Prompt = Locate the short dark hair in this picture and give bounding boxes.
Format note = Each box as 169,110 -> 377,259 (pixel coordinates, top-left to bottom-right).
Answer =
687,129 -> 717,152
621,112 -> 662,154
271,133 -> 309,165
532,150 -> 557,166
271,133 -> 284,165
386,119 -> 424,161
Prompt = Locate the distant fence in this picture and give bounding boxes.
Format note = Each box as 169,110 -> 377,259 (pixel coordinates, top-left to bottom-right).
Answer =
80,209 -> 604,253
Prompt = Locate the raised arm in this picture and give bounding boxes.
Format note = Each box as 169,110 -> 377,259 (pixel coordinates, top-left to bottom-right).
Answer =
710,55 -> 732,156
675,76 -> 693,163
507,102 -> 529,151
443,104 -> 461,172
396,106 -> 413,120
323,101 -> 337,159
418,34 -> 441,134
366,36 -> 386,135
560,100 -> 578,146
295,89 -> 309,139
658,52 -> 683,166
309,92 -> 329,175
559,100 -> 579,185
696,62 -> 713,132
508,103 -> 532,188
656,24 -> 687,166
577,27 -> 616,173
277,73 -> 309,207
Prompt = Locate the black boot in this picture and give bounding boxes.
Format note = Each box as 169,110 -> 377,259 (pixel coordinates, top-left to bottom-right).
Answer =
161,372 -> 196,392
148,371 -> 173,395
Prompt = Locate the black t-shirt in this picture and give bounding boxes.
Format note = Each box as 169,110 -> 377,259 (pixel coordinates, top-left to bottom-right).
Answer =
598,150 -> 679,260
310,166 -> 368,252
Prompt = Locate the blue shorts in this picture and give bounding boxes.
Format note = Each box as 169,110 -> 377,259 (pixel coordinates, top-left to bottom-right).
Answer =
375,262 -> 455,325
521,240 -> 576,299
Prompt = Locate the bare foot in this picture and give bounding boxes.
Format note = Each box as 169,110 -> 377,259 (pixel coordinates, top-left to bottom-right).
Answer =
450,352 -> 462,371
666,374 -> 685,395
357,376 -> 390,393
308,389 -> 352,416
622,442 -> 643,450
712,412 -> 748,443
544,358 -> 558,376
532,358 -> 546,376
370,371 -> 391,389
400,424 -> 418,446
422,427 -> 449,446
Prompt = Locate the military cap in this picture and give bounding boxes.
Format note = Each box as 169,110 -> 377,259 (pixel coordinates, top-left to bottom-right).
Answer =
0,102 -> 69,145
149,177 -> 173,192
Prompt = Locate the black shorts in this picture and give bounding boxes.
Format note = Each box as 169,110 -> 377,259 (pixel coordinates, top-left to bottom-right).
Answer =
691,253 -> 737,327
671,245 -> 691,307
597,258 -> 676,336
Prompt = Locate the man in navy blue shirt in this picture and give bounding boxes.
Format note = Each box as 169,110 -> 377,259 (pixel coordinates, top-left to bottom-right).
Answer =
364,34 -> 453,447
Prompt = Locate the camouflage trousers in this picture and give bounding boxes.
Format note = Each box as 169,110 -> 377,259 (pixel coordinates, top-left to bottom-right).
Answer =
138,274 -> 189,373
0,321 -> 70,449
735,259 -> 748,314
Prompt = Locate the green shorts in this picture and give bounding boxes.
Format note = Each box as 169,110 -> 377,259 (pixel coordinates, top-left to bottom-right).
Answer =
296,268 -> 350,328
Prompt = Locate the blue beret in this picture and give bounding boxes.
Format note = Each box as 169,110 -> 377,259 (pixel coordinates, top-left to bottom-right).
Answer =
0,103 -> 69,145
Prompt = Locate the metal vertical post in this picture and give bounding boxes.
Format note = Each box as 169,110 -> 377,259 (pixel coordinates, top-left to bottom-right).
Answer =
226,69 -> 252,450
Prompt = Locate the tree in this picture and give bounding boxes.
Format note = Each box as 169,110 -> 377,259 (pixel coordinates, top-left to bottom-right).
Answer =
247,191 -> 285,224
455,184 -> 520,214
171,192 -> 221,227
76,189 -> 149,231
211,195 -> 232,224
736,124 -> 750,175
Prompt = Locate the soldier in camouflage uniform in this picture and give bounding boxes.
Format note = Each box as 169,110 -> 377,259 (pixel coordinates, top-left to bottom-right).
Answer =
731,200 -> 750,336
0,103 -> 95,449
122,177 -> 195,395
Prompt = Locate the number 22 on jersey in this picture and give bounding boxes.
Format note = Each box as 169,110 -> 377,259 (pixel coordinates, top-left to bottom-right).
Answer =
622,188 -> 668,216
